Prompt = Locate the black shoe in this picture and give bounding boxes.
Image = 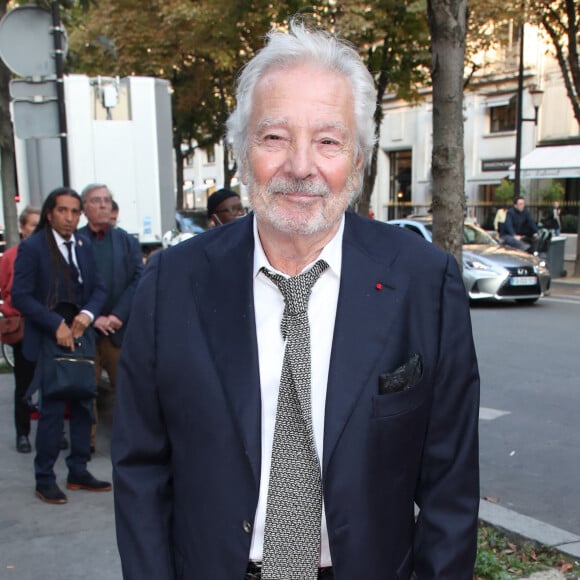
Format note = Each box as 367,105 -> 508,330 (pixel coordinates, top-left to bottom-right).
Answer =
16,435 -> 32,453
60,433 -> 69,450
66,472 -> 112,492
35,482 -> 68,504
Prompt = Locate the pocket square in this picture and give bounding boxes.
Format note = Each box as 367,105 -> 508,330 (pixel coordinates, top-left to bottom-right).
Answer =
378,354 -> 423,394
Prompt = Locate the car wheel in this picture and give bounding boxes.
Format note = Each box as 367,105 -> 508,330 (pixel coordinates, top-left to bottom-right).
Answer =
515,298 -> 539,305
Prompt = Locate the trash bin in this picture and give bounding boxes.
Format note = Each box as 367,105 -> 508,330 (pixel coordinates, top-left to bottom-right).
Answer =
546,236 -> 566,278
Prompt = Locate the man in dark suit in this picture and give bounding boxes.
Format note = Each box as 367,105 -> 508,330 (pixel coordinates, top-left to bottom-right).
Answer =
13,187 -> 111,505
78,183 -> 143,450
112,21 -> 480,580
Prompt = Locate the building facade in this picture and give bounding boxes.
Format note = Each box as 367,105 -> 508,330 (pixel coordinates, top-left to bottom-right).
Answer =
178,22 -> 579,230
374,23 -> 580,228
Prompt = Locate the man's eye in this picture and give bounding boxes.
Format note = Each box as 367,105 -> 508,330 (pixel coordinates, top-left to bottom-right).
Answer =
264,134 -> 283,141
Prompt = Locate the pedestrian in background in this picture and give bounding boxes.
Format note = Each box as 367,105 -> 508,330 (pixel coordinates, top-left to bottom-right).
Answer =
0,206 -> 41,453
78,184 -> 143,452
110,199 -> 120,228
112,20 -> 480,579
207,188 -> 245,227
13,187 -> 110,504
502,196 -> 539,252
494,205 -> 508,235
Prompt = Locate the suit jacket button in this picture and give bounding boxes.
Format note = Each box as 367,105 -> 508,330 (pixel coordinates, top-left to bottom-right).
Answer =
243,520 -> 252,534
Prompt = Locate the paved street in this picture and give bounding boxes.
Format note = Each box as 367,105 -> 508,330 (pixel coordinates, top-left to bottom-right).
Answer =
474,281 -> 580,535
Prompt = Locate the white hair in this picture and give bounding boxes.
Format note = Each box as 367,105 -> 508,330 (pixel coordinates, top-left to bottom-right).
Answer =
226,19 -> 377,179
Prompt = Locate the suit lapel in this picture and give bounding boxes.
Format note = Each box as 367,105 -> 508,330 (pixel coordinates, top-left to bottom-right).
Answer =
323,215 -> 410,476
193,215 -> 410,484
194,217 -> 262,486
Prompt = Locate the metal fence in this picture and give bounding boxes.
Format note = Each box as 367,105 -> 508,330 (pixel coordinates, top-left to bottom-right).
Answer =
382,200 -> 580,232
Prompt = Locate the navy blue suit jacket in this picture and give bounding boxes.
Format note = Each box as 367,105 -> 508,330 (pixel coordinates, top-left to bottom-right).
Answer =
112,212 -> 480,580
12,229 -> 106,362
77,225 -> 143,346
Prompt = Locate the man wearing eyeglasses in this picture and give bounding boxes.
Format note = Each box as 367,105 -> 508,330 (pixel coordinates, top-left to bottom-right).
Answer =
78,184 -> 143,451
207,188 -> 246,227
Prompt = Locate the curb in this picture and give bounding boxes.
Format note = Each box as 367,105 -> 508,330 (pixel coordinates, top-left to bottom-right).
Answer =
479,500 -> 580,560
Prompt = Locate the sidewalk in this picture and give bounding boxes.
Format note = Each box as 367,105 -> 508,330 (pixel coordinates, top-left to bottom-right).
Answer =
0,371 -> 579,579
552,276 -> 580,286
0,371 -> 121,579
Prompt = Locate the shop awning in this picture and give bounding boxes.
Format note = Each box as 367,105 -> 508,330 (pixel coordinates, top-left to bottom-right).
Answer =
509,145 -> 580,179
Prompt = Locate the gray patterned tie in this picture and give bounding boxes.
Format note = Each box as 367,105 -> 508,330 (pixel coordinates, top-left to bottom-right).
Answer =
260,259 -> 329,580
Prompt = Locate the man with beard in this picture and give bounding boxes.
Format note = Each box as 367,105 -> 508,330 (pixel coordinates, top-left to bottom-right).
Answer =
13,188 -> 110,504
112,20 -> 480,580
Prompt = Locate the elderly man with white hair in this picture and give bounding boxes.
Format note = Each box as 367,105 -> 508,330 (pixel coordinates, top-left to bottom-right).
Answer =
112,19 -> 480,580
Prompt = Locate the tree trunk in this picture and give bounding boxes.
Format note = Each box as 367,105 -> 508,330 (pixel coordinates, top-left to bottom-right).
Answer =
173,128 -> 184,210
428,0 -> 467,266
0,1 -> 20,248
357,60 -> 387,218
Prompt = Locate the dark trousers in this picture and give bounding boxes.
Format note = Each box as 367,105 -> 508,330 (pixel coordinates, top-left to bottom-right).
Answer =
34,397 -> 93,485
12,341 -> 36,438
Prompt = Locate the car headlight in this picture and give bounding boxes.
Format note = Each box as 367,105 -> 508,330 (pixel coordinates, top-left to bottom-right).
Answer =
465,259 -> 494,271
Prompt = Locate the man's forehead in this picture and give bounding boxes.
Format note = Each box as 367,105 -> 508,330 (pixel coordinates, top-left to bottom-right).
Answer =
55,195 -> 80,209
87,187 -> 109,198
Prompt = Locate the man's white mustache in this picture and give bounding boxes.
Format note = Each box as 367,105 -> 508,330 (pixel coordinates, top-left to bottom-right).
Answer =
266,178 -> 331,197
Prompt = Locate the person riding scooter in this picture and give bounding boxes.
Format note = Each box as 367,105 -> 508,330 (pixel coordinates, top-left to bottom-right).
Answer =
502,196 -> 539,253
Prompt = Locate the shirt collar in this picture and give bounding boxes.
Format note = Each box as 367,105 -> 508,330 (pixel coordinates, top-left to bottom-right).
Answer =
52,229 -> 77,247
89,225 -> 108,240
253,214 -> 344,280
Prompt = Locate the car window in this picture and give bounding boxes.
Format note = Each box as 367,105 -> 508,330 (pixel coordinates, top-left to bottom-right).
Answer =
424,222 -> 496,245
463,224 -> 496,245
175,211 -> 209,233
403,225 -> 425,238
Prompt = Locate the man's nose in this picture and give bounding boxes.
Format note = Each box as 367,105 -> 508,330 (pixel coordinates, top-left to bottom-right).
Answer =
285,138 -> 316,179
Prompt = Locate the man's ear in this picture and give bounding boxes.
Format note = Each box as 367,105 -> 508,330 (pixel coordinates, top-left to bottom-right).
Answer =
351,154 -> 364,192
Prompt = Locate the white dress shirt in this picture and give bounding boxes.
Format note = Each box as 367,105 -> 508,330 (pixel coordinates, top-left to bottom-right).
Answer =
249,216 -> 344,567
52,229 -> 82,279
51,229 -> 95,322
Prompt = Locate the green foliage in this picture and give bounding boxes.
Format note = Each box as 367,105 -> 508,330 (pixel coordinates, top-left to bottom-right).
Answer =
530,0 -> 580,128
494,179 -> 515,205
476,522 -> 580,579
64,0 -> 434,200
561,214 -> 578,234
329,0 -> 431,102
539,181 -> 565,203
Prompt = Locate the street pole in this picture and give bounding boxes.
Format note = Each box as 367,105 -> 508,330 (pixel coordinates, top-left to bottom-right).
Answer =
51,0 -> 70,187
514,22 -> 525,198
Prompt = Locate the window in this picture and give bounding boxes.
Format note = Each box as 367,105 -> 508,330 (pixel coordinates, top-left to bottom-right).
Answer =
388,149 -> 412,220
205,145 -> 216,164
489,101 -> 516,133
